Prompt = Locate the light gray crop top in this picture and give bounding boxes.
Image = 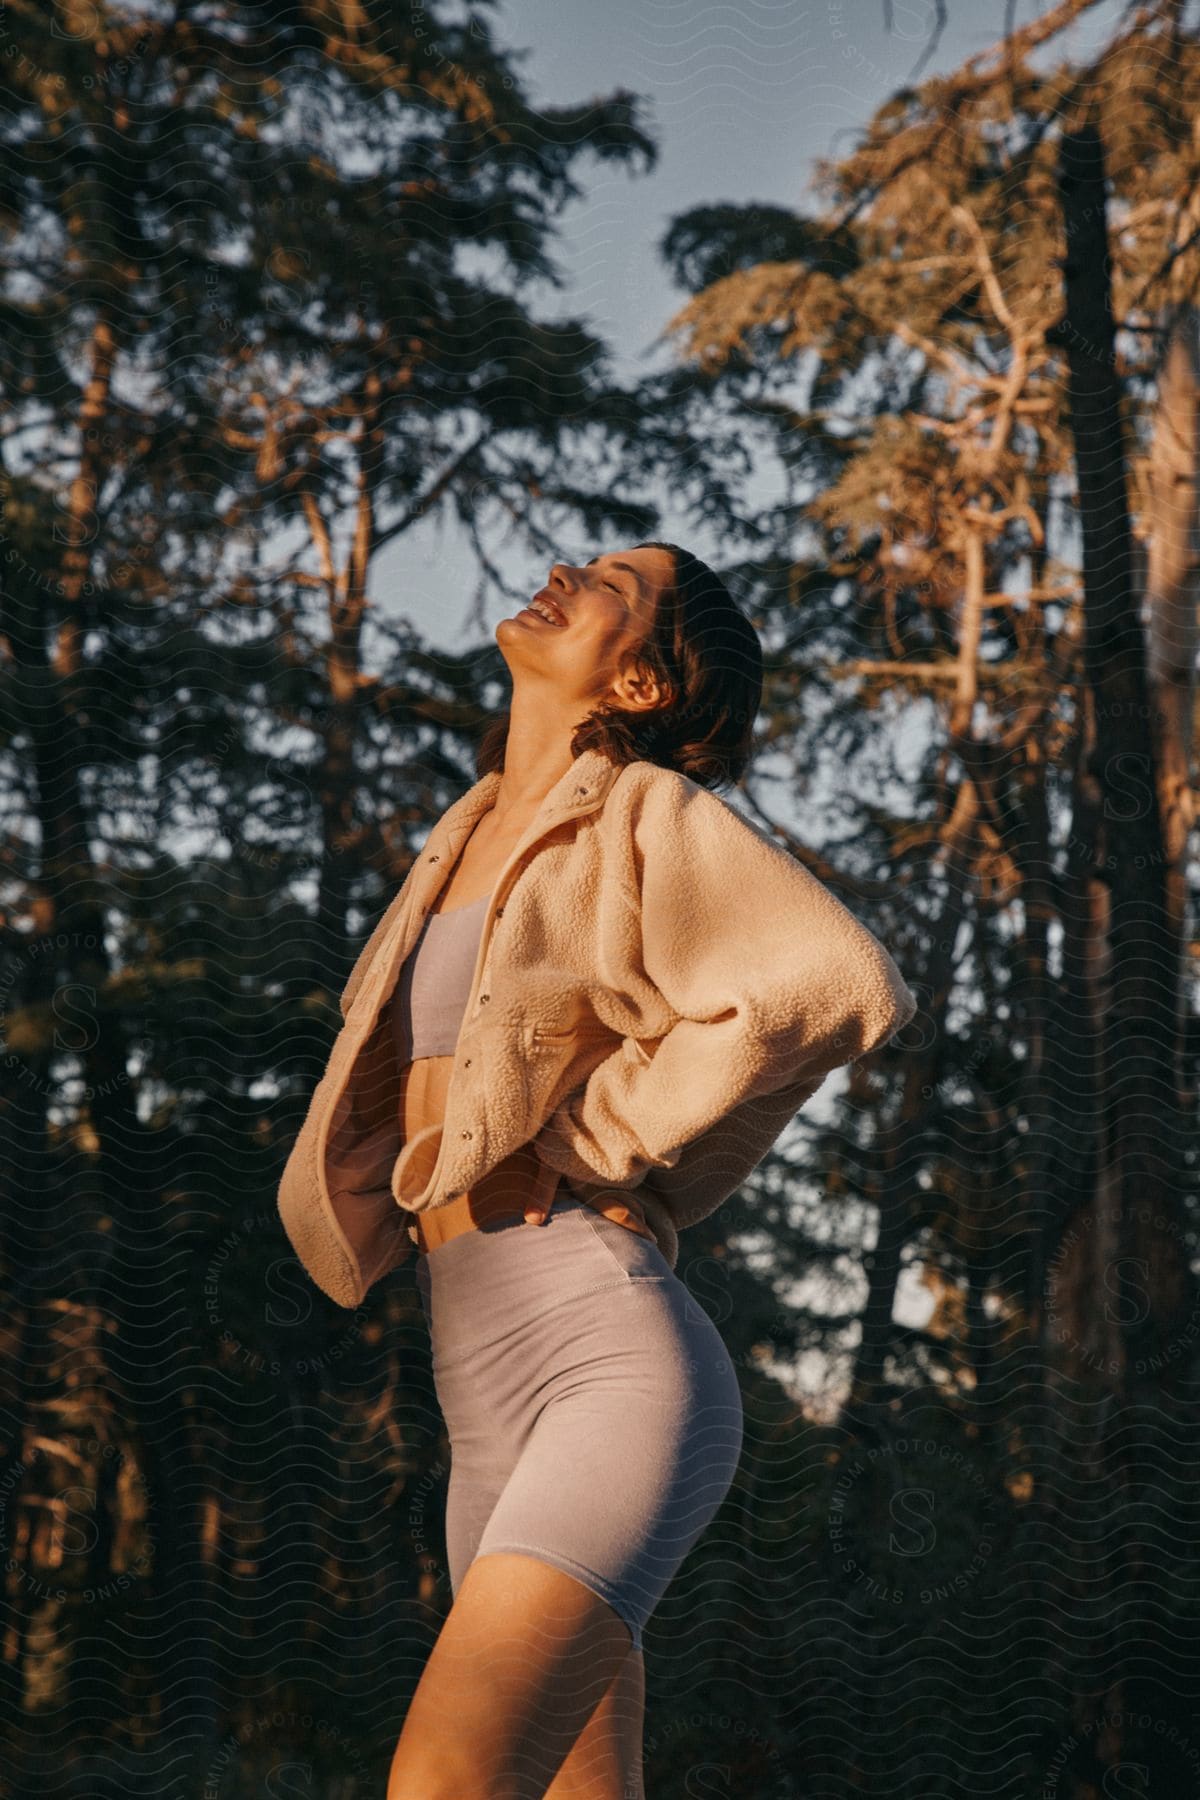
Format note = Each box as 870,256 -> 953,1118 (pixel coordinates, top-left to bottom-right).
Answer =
391,893 -> 492,1063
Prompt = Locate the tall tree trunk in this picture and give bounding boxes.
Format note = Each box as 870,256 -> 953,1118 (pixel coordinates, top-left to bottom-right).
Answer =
847,779 -> 979,1417
313,367 -> 385,996
1143,307 -> 1200,1108
1052,116 -> 1193,1385
18,309 -> 222,1765
1042,113 -> 1200,1793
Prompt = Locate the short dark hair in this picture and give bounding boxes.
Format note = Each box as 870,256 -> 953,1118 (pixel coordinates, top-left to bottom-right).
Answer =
476,541 -> 763,793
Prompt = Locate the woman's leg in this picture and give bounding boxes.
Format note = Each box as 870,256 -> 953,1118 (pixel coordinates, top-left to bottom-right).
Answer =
387,1550 -> 644,1800
545,1641 -> 645,1800
397,1203 -> 739,1795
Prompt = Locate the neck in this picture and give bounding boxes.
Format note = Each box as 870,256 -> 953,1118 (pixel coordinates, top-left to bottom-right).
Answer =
490,689 -> 586,818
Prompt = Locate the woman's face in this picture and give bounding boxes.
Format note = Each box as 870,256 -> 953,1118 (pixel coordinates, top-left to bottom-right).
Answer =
497,544 -> 677,713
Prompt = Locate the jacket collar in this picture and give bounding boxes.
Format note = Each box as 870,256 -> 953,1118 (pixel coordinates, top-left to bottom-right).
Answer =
425,744 -> 626,866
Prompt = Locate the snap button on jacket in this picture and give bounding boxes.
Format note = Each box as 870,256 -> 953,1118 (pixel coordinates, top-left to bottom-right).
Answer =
276,747 -> 918,1310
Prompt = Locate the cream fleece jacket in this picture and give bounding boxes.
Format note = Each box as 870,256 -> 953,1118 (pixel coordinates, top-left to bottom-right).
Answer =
276,746 -> 918,1310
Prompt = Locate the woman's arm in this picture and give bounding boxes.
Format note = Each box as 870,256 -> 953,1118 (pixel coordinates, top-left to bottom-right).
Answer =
529,770 -> 916,1195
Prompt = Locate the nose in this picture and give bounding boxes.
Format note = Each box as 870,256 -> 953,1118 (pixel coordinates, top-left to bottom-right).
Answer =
547,563 -> 576,593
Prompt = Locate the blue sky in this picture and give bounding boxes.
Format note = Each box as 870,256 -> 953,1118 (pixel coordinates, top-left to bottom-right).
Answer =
373,0 -> 1129,650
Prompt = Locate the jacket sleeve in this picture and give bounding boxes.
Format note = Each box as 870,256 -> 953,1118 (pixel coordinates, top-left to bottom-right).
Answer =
529,770 -> 917,1195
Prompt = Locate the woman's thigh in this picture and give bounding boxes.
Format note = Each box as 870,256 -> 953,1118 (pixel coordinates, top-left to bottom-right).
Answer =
388,1548 -> 642,1800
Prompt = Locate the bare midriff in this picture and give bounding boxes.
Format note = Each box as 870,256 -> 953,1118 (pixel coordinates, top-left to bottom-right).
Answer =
395,800 -> 654,1239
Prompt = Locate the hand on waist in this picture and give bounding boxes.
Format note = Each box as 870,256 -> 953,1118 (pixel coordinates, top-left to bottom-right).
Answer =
455,1140 -> 562,1226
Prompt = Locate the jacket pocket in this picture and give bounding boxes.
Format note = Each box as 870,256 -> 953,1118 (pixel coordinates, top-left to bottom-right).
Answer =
530,1025 -> 576,1046
519,1021 -> 606,1124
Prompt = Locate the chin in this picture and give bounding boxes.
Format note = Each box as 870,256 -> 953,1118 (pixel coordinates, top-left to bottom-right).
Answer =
496,612 -> 547,653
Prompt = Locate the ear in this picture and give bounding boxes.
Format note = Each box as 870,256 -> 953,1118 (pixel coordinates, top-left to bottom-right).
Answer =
609,651 -> 663,713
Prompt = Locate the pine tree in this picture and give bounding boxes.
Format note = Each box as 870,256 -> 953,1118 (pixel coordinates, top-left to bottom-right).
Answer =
0,0 -> 674,1784
648,2 -> 1200,1791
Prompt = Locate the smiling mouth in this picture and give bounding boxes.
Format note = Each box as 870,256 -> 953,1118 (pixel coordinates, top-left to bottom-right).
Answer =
519,597 -> 568,627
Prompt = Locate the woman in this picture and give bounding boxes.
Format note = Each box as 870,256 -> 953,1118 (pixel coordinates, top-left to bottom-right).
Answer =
276,541 -> 917,1798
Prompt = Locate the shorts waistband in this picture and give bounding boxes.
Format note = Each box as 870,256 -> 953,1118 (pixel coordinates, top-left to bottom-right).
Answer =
408,1181 -> 657,1256
411,1186 -> 531,1255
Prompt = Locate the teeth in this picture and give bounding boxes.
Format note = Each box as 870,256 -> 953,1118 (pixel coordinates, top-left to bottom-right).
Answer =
528,600 -> 565,625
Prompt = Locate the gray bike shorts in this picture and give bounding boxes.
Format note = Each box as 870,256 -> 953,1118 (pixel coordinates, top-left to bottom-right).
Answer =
414,1196 -> 744,1654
